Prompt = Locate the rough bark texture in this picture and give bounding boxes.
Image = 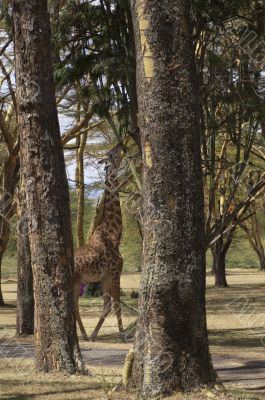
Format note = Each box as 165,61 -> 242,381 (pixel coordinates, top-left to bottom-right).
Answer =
16,190 -> 34,336
129,0 -> 215,397
13,0 -> 85,373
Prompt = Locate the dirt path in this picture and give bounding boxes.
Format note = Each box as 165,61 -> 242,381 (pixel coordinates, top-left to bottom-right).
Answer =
1,339 -> 265,394
2,273 -> 265,397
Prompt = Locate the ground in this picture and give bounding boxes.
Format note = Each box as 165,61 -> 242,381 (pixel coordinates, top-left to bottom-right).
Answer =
1,269 -> 265,400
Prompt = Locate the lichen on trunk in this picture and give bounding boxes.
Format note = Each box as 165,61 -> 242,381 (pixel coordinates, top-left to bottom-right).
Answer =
129,0 -> 216,397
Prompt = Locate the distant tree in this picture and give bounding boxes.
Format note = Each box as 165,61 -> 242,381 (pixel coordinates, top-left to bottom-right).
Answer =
0,29 -> 19,306
13,0 -> 85,373
241,203 -> 265,270
194,0 -> 265,286
128,0 -> 215,396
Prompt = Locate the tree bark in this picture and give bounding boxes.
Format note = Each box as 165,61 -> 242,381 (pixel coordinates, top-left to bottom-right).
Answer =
129,0 -> 215,397
126,2 -> 141,150
213,250 -> 228,288
13,0 -> 85,373
258,251 -> 265,271
0,254 -> 5,306
212,235 -> 229,288
76,132 -> 87,248
16,191 -> 34,336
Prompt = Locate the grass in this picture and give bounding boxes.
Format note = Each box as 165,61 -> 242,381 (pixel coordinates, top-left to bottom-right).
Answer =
1,270 -> 265,399
1,190 -> 265,399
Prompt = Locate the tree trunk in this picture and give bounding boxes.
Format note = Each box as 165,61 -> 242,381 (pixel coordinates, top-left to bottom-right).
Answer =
13,0 -> 85,373
0,148 -> 20,307
0,217 -> 11,307
16,193 -> 34,336
76,132 -> 87,248
241,209 -> 265,271
0,254 -> 5,306
213,251 -> 228,288
86,195 -> 105,241
212,236 -> 229,288
129,0 -> 215,396
126,3 -> 141,150
257,249 -> 265,271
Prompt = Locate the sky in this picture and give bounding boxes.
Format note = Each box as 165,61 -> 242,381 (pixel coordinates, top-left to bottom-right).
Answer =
0,30 -> 103,199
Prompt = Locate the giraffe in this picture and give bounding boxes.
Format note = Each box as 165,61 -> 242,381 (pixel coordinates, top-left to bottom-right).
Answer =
73,142 -> 125,341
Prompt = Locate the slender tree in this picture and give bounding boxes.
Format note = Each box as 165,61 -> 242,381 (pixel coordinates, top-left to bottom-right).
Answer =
13,0 -> 85,373
129,0 -> 215,397
241,204 -> 265,271
0,146 -> 19,306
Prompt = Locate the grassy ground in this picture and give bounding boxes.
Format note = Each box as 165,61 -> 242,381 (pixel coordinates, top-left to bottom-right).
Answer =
1,191 -> 265,399
1,270 -> 265,399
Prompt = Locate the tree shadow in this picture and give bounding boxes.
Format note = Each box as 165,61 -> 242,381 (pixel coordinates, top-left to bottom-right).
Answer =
209,327 -> 265,348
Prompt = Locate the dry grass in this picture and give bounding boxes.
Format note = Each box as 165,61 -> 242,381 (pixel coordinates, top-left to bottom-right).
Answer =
1,269 -> 265,399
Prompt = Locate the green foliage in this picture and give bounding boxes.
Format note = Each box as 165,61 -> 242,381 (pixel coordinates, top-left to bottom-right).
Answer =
52,0 -> 134,139
0,0 -> 12,35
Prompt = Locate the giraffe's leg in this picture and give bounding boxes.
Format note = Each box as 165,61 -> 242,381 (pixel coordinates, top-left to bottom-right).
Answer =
91,281 -> 111,341
111,274 -> 124,339
74,282 -> 89,341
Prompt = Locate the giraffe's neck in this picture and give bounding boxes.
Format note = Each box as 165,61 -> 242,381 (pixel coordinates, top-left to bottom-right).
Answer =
101,167 -> 122,244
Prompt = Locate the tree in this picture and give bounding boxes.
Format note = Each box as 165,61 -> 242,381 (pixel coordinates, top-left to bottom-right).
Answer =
13,0 -> 85,373
0,31 -> 19,306
128,0 -> 215,397
194,0 -> 265,287
241,204 -> 265,270
16,184 -> 34,336
0,146 -> 19,306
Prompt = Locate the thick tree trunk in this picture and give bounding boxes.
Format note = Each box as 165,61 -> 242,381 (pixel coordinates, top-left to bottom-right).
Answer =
13,0 -> 85,373
213,251 -> 228,288
129,0 -> 215,397
16,195 -> 34,335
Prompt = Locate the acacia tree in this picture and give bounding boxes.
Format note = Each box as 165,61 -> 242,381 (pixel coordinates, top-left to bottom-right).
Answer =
241,203 -> 265,270
194,0 -> 265,286
128,0 -> 215,397
0,32 -> 18,306
13,0 -> 85,373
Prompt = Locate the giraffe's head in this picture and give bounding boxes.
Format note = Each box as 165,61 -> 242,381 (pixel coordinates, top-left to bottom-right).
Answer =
99,142 -> 126,173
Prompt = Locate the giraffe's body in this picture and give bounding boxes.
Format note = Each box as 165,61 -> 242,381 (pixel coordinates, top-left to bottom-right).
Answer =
73,143 -> 124,340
